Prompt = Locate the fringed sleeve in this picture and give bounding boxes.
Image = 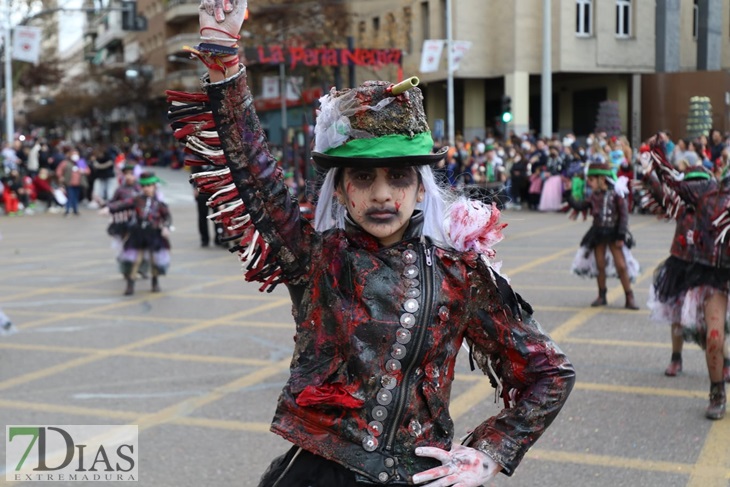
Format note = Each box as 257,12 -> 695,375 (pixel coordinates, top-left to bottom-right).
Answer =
166,69 -> 313,292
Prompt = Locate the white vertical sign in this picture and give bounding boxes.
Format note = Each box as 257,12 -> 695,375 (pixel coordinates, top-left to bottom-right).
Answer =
12,25 -> 42,64
450,40 -> 472,72
419,39 -> 444,73
261,76 -> 279,99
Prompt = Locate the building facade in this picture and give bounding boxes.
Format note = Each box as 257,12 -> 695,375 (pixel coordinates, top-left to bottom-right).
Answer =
14,0 -> 730,146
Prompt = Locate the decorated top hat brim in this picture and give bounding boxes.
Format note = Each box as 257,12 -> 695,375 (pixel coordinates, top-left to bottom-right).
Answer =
312,146 -> 448,170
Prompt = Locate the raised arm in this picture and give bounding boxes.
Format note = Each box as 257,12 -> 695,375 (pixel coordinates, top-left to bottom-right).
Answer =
167,0 -> 313,292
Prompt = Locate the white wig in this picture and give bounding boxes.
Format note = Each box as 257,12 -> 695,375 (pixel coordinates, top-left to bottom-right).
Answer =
313,165 -> 455,248
312,164 -> 507,265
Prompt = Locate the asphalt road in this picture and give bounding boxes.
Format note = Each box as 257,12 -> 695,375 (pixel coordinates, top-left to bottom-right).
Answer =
0,167 -> 728,487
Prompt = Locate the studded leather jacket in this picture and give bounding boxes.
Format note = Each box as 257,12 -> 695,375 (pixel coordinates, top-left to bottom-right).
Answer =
168,70 -> 575,484
568,189 -> 629,241
648,150 -> 730,269
639,172 -> 697,262
659,177 -> 730,268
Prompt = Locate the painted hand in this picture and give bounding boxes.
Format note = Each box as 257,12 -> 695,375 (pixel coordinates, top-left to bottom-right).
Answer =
199,0 -> 246,35
412,444 -> 501,487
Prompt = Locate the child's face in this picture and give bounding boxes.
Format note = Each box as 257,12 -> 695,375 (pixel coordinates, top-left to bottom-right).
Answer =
587,175 -> 601,191
337,167 -> 424,247
141,184 -> 156,197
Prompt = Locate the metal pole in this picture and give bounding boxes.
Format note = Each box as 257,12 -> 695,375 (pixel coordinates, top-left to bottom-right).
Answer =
446,0 -> 454,146
3,0 -> 14,143
280,62 -> 288,166
541,0 -> 552,138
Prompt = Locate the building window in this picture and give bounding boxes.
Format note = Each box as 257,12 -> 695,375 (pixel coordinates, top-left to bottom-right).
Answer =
616,0 -> 631,37
693,0 -> 698,39
421,1 -> 429,39
373,16 -> 380,35
576,0 -> 592,36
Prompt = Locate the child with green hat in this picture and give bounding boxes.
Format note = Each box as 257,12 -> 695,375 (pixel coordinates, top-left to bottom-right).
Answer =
567,162 -> 641,309
166,1 -> 574,485
107,171 -> 172,295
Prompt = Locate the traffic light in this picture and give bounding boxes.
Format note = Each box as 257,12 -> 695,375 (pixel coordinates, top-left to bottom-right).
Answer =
501,95 -> 512,123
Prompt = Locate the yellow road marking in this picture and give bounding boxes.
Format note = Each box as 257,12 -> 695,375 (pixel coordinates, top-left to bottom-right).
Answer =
687,419 -> 730,486
574,382 -> 706,399
449,378 -> 494,420
525,448 -> 697,475
503,248 -> 575,276
0,298 -> 291,392
562,337 -> 700,351
14,275 -> 243,330
132,358 -> 291,432
0,399 -> 139,420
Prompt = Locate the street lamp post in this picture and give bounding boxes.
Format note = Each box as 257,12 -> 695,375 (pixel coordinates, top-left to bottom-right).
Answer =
3,0 -> 14,143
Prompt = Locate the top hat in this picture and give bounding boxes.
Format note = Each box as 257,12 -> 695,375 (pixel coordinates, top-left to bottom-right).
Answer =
311,77 -> 448,169
586,162 -> 615,179
138,172 -> 159,186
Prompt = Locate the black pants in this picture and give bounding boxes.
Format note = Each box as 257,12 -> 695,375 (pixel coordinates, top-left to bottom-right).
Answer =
196,194 -> 223,245
258,447 -> 377,487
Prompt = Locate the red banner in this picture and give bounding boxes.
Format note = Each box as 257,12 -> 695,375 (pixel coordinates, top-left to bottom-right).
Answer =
244,46 -> 402,70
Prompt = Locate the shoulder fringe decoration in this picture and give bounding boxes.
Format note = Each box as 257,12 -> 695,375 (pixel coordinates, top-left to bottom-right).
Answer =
446,198 -> 506,259
166,89 -> 283,292
640,148 -> 689,221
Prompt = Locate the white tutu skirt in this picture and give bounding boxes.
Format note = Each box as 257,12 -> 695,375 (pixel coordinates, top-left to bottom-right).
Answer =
571,245 -> 641,282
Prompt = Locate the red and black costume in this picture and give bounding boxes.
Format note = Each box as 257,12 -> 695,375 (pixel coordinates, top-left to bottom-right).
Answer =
108,193 -> 172,280
107,181 -> 141,238
167,69 -> 574,484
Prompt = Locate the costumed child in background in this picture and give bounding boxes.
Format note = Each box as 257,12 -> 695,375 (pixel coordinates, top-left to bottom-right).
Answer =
567,162 -> 641,309
636,167 -> 730,382
643,141 -> 729,419
103,164 -> 144,275
167,1 -> 575,486
107,171 -> 172,296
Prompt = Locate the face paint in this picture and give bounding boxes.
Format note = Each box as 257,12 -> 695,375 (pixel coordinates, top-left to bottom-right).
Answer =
338,167 -> 424,246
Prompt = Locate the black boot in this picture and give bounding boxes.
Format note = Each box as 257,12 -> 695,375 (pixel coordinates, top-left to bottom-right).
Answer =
665,352 -> 682,377
151,276 -> 160,293
124,277 -> 134,296
625,290 -> 639,310
706,382 -> 726,420
591,288 -> 607,307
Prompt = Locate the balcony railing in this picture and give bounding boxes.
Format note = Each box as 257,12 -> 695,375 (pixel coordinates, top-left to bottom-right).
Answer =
166,0 -> 198,24
166,33 -> 200,56
166,68 -> 205,91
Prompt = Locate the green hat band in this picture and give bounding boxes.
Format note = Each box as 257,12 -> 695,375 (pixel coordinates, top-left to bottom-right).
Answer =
685,171 -> 710,180
587,168 -> 616,179
139,176 -> 159,186
324,132 -> 434,159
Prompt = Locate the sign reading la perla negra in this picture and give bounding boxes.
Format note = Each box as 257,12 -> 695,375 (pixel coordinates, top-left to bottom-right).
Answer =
6,425 -> 138,482
244,46 -> 403,69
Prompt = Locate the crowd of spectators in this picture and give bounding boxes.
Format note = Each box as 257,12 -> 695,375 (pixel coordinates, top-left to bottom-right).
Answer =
0,137 -> 185,217
431,128 -> 730,212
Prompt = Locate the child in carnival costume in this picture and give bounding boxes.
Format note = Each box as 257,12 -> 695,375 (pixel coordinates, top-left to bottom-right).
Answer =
567,162 -> 641,309
636,166 -> 730,382
108,171 -> 172,295
643,141 -> 730,419
167,1 -> 575,485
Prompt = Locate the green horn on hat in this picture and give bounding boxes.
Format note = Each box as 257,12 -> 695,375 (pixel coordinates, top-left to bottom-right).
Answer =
389,76 -> 420,96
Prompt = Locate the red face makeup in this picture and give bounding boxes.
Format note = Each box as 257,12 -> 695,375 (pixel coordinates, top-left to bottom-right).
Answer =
338,167 -> 424,246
